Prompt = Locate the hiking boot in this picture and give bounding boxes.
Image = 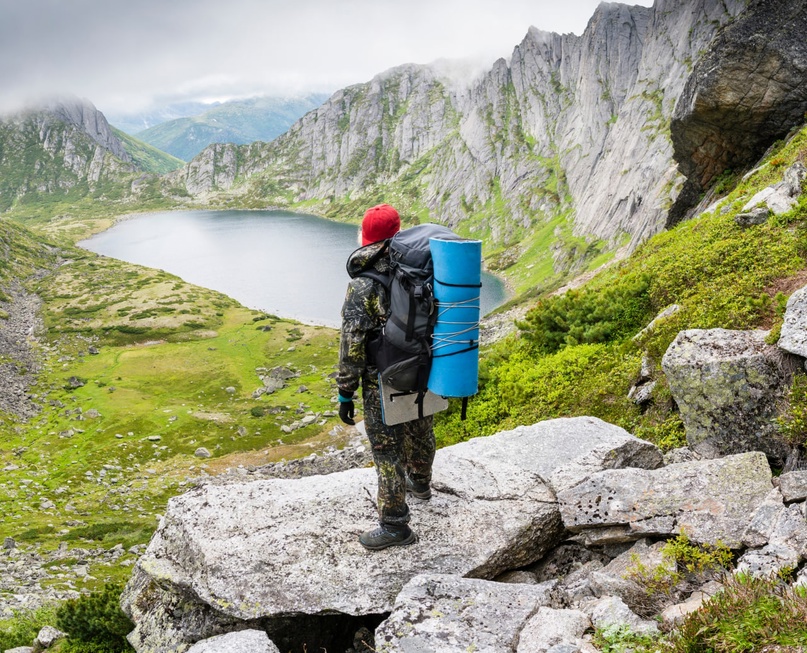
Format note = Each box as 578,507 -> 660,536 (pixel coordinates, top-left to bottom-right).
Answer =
359,524 -> 417,551
406,476 -> 432,500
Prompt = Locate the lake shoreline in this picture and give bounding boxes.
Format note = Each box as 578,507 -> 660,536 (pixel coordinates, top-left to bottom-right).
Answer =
83,207 -> 511,327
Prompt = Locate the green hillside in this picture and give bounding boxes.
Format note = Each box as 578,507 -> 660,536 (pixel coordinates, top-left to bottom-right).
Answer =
111,127 -> 184,174
135,94 -> 329,160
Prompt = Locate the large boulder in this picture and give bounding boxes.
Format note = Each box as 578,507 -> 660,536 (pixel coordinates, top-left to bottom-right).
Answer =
557,451 -> 774,547
374,574 -> 555,653
662,328 -> 793,461
670,0 -> 807,201
778,284 -> 807,359
121,417 -> 661,653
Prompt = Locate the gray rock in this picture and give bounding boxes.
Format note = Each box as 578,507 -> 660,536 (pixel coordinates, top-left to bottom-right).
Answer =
185,630 -> 279,653
516,607 -> 591,653
662,328 -> 792,461
778,284 -> 807,358
496,570 -> 539,584
778,470 -> 807,503
627,381 -> 656,405
742,162 -> 807,216
5,648 -> 34,653
583,595 -> 659,635
660,581 -> 723,626
634,305 -> 682,341
33,625 -> 66,651
588,540 -> 670,606
194,448 -> 211,459
4,537 -> 16,549
736,543 -> 800,578
374,574 -> 554,653
558,451 -> 773,548
735,206 -> 770,227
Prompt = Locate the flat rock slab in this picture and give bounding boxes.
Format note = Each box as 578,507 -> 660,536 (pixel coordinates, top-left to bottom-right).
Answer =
557,451 -> 773,547
374,574 -> 555,653
122,417 -> 660,652
434,416 -> 663,496
779,284 -> 807,358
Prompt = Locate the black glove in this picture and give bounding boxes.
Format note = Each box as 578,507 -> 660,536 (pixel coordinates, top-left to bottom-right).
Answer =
338,390 -> 355,425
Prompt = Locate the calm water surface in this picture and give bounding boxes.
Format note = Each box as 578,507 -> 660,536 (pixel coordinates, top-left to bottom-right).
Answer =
79,210 -> 507,328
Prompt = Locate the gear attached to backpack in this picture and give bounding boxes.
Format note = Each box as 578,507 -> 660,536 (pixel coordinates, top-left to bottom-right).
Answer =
350,224 -> 459,418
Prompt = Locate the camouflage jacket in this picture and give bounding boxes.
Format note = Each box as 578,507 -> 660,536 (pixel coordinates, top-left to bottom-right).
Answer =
336,240 -> 392,396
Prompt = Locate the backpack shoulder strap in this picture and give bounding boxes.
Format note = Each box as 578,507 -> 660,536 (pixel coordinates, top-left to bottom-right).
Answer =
352,240 -> 392,288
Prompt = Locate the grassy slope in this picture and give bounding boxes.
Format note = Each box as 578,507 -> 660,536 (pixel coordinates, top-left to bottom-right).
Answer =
111,127 -> 184,174
0,224 -> 346,593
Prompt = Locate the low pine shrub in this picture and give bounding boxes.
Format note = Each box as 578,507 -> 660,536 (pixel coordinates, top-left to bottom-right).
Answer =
55,582 -> 134,652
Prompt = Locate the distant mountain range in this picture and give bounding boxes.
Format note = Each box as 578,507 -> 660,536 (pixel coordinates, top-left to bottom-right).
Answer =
126,94 -> 330,161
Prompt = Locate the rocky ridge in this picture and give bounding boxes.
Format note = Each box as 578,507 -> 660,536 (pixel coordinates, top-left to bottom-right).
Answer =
171,0 -> 747,255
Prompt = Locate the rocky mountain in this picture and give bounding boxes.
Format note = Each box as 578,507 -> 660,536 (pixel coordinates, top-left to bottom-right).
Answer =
134,93 -> 330,161
0,97 -> 139,211
169,0 -> 748,263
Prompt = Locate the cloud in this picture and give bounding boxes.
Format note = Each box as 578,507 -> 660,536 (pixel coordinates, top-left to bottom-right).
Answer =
0,0 -> 654,114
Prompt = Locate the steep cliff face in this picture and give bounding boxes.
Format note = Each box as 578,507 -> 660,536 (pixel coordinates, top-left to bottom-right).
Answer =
0,97 -> 135,210
173,0 -> 745,256
671,0 -> 807,213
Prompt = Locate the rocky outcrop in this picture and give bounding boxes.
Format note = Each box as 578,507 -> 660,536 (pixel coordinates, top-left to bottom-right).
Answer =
120,417 -> 661,652
671,0 -> 807,204
173,0 -> 745,255
779,283 -> 807,360
661,328 -> 796,461
119,411 -> 807,653
741,161 -> 807,217
43,96 -> 132,163
185,630 -> 279,653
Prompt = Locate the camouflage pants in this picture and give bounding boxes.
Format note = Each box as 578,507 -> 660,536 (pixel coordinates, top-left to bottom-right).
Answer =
362,374 -> 435,527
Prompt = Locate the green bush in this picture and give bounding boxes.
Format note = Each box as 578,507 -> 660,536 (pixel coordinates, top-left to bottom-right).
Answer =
517,273 -> 653,354
778,373 -> 807,448
0,605 -> 58,650
56,582 -> 134,652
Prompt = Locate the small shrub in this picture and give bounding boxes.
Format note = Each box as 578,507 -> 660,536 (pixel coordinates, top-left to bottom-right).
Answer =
250,406 -> 266,418
625,531 -> 733,616
672,574 -> 807,653
593,623 -> 661,653
56,582 -> 134,652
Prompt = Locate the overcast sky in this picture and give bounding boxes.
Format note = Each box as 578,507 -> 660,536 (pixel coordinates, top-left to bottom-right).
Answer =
0,0 -> 655,116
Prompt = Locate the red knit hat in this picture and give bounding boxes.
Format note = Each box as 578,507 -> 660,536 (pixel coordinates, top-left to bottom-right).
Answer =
361,204 -> 400,246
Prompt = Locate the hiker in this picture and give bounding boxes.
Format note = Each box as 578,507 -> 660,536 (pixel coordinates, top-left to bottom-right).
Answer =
337,203 -> 436,551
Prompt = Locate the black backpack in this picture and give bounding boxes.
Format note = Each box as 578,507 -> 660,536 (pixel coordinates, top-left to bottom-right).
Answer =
356,223 -> 462,399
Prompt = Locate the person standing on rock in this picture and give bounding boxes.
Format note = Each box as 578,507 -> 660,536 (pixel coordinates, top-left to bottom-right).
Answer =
337,203 -> 435,551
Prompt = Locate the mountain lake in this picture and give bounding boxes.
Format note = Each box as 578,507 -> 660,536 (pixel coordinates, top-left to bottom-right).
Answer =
79,210 -> 508,328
